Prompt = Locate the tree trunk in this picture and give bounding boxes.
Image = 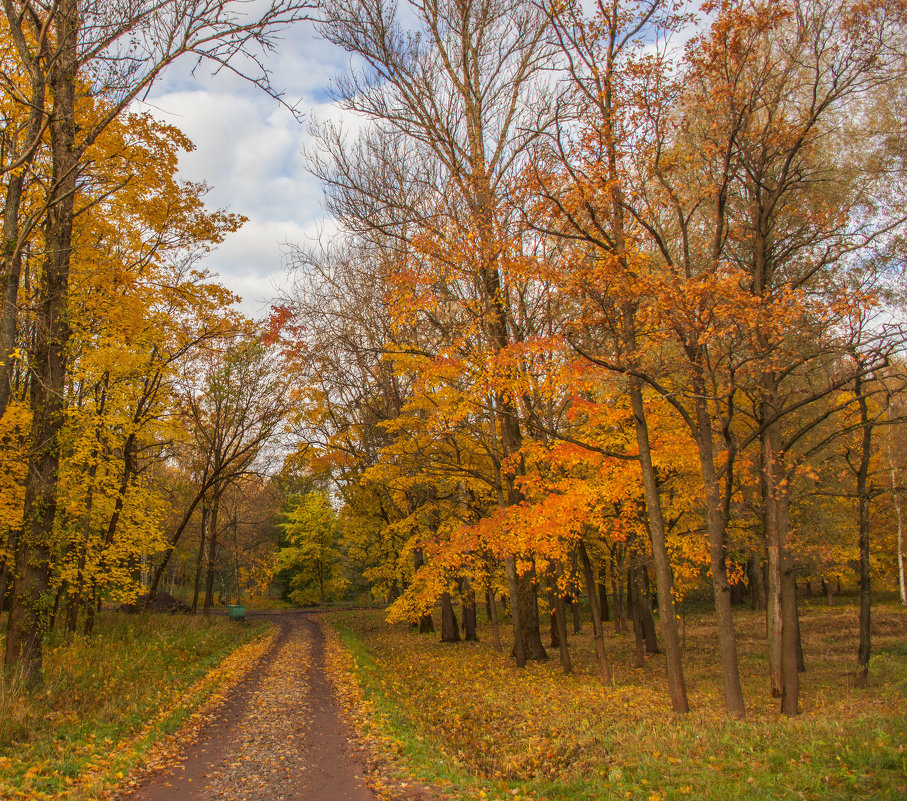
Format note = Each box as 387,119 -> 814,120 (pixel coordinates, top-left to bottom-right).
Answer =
748,554 -> 766,611
691,387 -> 745,718
763,435 -> 783,699
4,3 -> 78,684
418,609 -> 435,633
148,471 -> 215,599
626,379 -> 689,713
764,421 -> 800,715
579,542 -> 612,685
758,343 -> 802,716
412,548 -> 434,633
568,552 -> 581,633
439,591 -> 460,643
611,553 -> 625,634
633,564 -> 658,654
515,562 -> 546,661
628,567 -> 646,668
886,416 -> 907,606
487,586 -> 502,652
780,526 -> 800,714
0,530 -> 17,614
569,595 -> 582,634
598,578 -> 610,622
548,582 -> 561,648
49,581 -> 64,632
460,575 -> 478,641
638,581 -> 659,654
83,589 -> 99,636
547,583 -> 559,648
0,0 -> 49,420
191,504 -> 209,614
203,496 -> 220,615
855,372 -> 873,688
0,174 -> 26,419
552,565 -> 571,674
504,554 -> 525,667
67,414 -> 105,634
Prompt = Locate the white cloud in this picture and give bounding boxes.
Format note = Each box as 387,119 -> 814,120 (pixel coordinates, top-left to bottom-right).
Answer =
137,22 -> 350,319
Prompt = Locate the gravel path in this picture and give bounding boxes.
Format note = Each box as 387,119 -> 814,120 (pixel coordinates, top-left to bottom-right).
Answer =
126,612 -> 376,801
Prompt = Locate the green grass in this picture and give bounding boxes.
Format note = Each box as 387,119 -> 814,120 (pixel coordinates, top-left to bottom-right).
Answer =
329,601 -> 907,801
0,611 -> 269,800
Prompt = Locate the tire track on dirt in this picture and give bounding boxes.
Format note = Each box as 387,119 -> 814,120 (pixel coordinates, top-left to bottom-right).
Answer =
124,611 -> 375,801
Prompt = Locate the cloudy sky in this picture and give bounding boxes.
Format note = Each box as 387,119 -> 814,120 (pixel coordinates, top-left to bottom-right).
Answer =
139,19 -> 345,319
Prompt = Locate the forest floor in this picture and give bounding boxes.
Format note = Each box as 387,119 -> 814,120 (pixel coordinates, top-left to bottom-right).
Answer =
1,600 -> 904,800
326,597 -> 907,801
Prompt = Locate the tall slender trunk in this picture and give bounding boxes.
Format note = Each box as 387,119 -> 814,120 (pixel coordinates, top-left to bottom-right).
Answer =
0,17 -> 50,419
568,552 -> 582,633
628,566 -> 645,668
0,175 -> 26,418
763,443 -> 783,698
547,583 -> 560,648
603,16 -> 687,700
569,595 -> 581,634
48,579 -> 64,631
855,372 -> 873,687
413,547 -> 435,633
551,564 -> 571,674
611,551 -> 625,633
460,575 -> 478,641
579,541 -> 612,685
83,592 -> 100,636
65,520 -> 91,634
763,415 -> 800,715
626,376 -> 690,713
148,478 -> 211,598
192,504 -> 209,614
598,577 -> 610,622
486,584 -> 502,653
0,530 -> 17,614
4,2 -> 78,684
692,384 -> 745,718
748,554 -> 766,611
203,495 -> 220,615
886,417 -> 906,606
637,573 -> 659,655
66,384 -> 107,632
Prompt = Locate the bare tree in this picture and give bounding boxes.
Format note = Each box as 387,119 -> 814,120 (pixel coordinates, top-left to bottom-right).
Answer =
312,0 -> 560,664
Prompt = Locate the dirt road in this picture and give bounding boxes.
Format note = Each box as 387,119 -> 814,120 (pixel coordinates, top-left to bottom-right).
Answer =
125,612 -> 375,801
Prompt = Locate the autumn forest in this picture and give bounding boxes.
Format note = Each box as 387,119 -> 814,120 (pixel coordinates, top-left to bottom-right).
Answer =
1,0 -> 907,799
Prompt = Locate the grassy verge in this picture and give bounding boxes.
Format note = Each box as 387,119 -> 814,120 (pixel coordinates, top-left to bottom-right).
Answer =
328,601 -> 907,801
0,611 -> 270,800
